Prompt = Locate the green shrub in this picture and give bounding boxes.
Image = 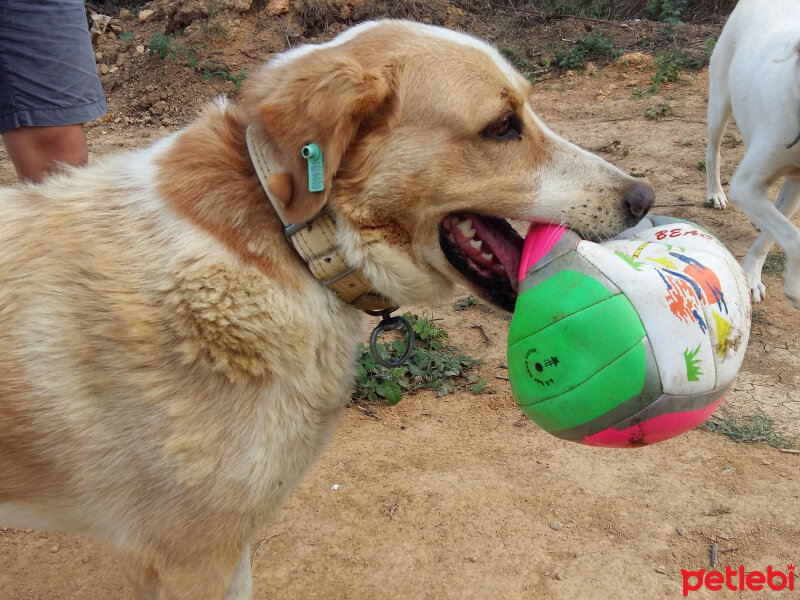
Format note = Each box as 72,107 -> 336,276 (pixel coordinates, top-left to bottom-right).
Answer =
353,314 -> 485,404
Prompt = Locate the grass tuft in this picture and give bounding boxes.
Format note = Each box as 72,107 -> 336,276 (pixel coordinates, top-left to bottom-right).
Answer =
353,314 -> 485,405
703,410 -> 796,449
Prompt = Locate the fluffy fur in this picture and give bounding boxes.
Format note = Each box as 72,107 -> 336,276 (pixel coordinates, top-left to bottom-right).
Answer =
705,0 -> 800,307
0,20 -> 652,599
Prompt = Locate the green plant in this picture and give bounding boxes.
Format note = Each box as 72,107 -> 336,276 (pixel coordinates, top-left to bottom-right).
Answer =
703,410 -> 796,449
352,314 -> 485,404
645,103 -> 673,120
704,36 -> 717,56
453,295 -> 479,311
696,159 -> 706,171
646,0 -> 688,23
555,30 -> 620,70
118,30 -> 134,41
763,251 -> 786,276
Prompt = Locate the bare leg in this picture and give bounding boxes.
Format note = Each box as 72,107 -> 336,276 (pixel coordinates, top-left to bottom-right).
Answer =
1,124 -> 89,183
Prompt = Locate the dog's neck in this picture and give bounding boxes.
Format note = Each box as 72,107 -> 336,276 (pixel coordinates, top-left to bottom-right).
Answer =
245,126 -> 394,312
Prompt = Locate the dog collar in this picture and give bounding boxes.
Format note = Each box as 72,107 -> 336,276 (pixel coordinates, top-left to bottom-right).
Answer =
245,126 -> 395,312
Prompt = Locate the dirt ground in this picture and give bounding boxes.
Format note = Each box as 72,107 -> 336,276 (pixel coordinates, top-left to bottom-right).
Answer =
1,3 -> 800,599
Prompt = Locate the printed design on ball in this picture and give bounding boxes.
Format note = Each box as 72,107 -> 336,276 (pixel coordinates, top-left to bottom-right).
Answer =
683,345 -> 703,382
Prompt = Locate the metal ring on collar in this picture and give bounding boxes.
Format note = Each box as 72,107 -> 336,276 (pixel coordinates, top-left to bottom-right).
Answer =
369,311 -> 415,368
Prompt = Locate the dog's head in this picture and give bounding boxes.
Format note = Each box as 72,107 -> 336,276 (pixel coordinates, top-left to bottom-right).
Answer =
243,20 -> 653,312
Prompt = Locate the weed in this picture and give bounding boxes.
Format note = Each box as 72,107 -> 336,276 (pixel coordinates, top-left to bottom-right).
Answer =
645,103 -> 673,120
148,33 -> 246,89
500,46 -> 547,84
622,146 -> 631,157
696,159 -> 706,171
352,314 -> 484,404
762,251 -> 786,276
646,0 -> 688,23
118,30 -> 134,42
683,140 -> 693,147
704,36 -> 717,56
703,410 -> 795,449
555,30 -> 620,71
453,295 -> 479,311
723,132 -> 741,147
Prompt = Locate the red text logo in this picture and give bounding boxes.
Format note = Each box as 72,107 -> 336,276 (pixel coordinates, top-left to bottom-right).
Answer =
682,565 -> 795,596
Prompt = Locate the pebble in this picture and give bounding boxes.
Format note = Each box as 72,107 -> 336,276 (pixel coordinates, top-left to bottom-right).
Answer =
676,527 -> 686,537
549,521 -> 562,531
138,9 -> 154,22
99,64 -> 110,75
119,8 -> 131,19
655,565 -> 667,574
50,545 -> 59,553
554,571 -> 565,580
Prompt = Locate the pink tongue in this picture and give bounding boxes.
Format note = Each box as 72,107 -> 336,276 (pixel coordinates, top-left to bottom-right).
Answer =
519,224 -> 566,282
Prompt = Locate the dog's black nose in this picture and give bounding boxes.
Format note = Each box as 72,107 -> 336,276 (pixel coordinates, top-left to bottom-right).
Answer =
624,181 -> 655,218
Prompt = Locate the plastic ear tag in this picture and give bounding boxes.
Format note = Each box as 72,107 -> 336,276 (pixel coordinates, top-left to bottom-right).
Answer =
302,143 -> 324,192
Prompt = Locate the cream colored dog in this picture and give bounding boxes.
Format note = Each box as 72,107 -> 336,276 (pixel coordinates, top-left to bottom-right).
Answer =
0,20 -> 653,599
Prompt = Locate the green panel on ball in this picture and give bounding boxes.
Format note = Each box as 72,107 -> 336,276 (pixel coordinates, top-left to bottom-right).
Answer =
517,342 -> 647,432
508,270 -> 615,346
508,288 -> 646,404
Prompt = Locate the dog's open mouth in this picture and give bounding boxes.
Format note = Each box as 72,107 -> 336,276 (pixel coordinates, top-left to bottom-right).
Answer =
439,213 -> 524,313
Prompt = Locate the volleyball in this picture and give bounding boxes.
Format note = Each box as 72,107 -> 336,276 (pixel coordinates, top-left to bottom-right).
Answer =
507,216 -> 751,447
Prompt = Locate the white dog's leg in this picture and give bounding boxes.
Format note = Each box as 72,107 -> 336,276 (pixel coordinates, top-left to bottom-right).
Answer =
742,179 -> 800,302
729,149 -> 800,308
705,41 -> 734,209
225,546 -> 253,600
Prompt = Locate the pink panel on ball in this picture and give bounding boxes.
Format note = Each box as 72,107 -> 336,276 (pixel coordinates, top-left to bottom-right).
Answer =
519,224 -> 566,282
580,396 -> 725,448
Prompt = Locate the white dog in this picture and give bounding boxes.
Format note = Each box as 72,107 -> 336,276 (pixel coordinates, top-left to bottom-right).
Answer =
705,0 -> 800,308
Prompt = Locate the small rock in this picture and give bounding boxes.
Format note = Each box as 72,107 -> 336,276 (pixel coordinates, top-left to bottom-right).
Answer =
330,483 -> 341,490
266,0 -> 290,15
110,24 -> 123,33
161,118 -> 172,126
467,556 -> 478,563
50,545 -> 59,553
150,100 -> 169,115
138,9 -> 154,22
109,65 -> 118,73
716,531 -> 730,540
136,45 -> 145,53
82,557 -> 90,564
722,466 -> 735,475
655,565 -> 667,574
99,64 -> 110,75
94,51 -> 104,61
549,521 -> 562,531
676,527 -> 686,537
554,571 -> 565,580
119,8 -> 131,19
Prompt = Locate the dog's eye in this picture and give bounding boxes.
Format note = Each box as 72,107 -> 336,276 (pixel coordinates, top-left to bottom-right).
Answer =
482,114 -> 522,141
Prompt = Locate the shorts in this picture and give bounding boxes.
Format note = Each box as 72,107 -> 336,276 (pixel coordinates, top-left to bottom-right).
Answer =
0,0 -> 107,133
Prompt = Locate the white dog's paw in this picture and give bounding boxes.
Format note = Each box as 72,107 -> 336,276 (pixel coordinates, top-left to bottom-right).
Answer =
706,191 -> 729,210
751,280 -> 767,304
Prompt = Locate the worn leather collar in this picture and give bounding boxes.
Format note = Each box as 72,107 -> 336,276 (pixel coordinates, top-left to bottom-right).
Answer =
245,126 -> 395,312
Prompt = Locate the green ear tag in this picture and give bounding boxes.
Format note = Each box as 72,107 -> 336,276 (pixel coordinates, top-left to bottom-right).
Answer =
301,143 -> 324,192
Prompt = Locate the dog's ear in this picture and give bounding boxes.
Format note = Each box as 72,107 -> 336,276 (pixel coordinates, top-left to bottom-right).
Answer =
257,50 -> 391,223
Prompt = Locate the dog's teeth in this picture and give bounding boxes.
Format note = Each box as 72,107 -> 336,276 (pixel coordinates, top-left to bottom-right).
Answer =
456,219 -> 476,239
482,252 -> 494,262
470,239 -> 483,250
